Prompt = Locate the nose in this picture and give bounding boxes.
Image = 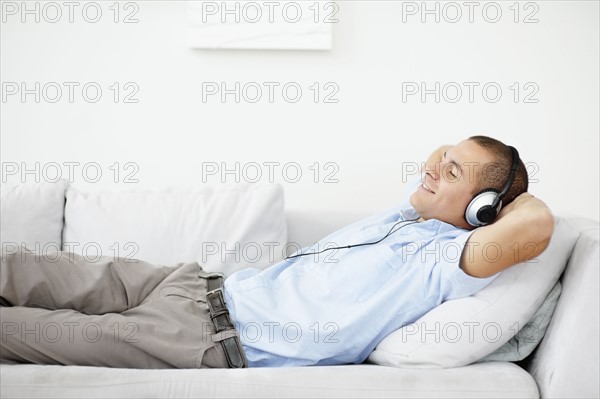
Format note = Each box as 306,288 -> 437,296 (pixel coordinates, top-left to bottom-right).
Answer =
424,160 -> 441,182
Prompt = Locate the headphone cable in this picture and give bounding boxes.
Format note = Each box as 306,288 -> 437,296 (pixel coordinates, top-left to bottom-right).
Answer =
285,216 -> 421,260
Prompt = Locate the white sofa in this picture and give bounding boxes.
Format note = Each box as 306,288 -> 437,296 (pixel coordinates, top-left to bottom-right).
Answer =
1,181 -> 598,398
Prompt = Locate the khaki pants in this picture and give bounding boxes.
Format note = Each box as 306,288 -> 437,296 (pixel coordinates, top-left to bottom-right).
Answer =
0,248 -> 234,369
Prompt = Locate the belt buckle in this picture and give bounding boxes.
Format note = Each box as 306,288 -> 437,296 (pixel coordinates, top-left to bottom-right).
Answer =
206,287 -> 226,313
205,273 -> 225,311
206,290 -> 234,333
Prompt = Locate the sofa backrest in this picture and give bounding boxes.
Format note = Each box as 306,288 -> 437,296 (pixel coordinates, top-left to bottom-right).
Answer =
1,180 -> 288,277
526,217 -> 600,398
285,208 -> 370,249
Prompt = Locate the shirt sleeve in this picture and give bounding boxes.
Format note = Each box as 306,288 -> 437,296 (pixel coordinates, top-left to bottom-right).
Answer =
436,230 -> 500,301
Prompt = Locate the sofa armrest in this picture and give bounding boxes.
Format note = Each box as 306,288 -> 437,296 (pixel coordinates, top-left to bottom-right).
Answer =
527,217 -> 599,398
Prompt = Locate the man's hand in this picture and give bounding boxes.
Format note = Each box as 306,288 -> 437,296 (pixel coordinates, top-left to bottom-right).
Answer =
496,192 -> 537,220
460,192 -> 555,278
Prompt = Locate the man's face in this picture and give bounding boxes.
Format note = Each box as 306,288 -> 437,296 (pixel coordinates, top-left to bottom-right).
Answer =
409,139 -> 495,230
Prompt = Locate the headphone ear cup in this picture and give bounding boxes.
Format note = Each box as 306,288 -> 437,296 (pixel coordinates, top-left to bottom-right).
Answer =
477,204 -> 498,225
465,189 -> 501,227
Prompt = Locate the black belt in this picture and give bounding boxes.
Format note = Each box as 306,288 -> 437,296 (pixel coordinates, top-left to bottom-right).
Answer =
205,274 -> 248,368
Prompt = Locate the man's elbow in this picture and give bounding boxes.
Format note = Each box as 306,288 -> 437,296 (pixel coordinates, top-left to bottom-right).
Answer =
536,208 -> 554,240
529,208 -> 555,257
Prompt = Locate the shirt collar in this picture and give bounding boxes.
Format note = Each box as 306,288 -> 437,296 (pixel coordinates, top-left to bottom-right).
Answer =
401,207 -> 468,235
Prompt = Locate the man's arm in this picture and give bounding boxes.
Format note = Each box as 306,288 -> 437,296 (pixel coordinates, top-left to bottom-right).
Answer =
460,193 -> 555,278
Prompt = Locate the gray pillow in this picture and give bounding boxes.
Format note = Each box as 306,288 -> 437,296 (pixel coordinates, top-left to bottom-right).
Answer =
478,281 -> 562,362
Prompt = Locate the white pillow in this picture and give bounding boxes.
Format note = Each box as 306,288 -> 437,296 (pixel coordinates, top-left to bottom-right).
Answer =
368,217 -> 580,368
63,184 -> 287,277
1,179 -> 69,253
478,280 -> 562,362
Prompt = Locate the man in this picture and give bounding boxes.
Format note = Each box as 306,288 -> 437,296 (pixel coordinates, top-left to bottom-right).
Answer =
0,136 -> 554,369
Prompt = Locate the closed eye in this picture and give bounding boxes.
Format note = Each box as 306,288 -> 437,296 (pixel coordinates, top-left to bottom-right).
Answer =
443,152 -> 463,178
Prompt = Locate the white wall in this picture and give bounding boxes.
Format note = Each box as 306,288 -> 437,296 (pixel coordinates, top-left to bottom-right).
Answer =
2,1 -> 598,220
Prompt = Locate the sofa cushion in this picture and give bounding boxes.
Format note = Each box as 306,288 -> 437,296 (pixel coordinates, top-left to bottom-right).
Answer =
1,179 -> 69,253
0,362 -> 538,398
368,216 -> 580,368
62,184 -> 286,276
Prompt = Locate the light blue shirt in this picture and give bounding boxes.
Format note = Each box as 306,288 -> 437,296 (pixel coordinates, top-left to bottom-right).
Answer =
224,186 -> 499,367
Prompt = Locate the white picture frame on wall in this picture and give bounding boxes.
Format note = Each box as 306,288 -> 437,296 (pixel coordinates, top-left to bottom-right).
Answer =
187,0 -> 335,50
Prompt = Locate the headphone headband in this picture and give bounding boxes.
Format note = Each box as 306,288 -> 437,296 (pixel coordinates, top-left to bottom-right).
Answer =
490,146 -> 519,210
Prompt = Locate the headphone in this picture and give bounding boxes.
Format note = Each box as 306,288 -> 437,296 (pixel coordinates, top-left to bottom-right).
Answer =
464,146 -> 520,227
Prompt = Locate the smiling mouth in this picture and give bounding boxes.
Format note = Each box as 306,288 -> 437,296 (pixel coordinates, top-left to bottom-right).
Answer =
421,182 -> 436,194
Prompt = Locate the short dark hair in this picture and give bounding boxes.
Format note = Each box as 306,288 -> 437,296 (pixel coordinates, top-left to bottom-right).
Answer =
468,135 -> 529,206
